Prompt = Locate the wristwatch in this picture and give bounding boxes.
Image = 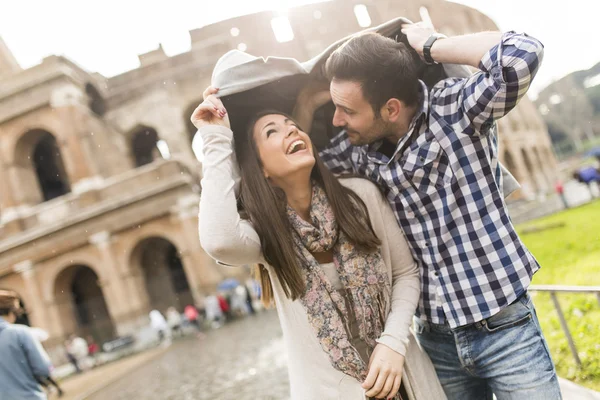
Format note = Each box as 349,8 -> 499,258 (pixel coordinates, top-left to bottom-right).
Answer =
423,33 -> 446,65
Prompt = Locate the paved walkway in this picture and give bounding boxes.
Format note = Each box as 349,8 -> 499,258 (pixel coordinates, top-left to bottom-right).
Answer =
86,311 -> 289,400
56,346 -> 170,400
54,310 -> 599,400
508,180 -> 599,224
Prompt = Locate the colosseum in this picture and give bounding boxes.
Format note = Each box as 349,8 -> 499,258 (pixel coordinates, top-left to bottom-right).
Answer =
0,0 -> 558,362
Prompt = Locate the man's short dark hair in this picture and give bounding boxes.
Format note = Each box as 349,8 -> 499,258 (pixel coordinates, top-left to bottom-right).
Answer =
325,32 -> 421,115
0,290 -> 20,316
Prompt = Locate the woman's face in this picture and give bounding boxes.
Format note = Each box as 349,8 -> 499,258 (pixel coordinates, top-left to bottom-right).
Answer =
252,114 -> 315,185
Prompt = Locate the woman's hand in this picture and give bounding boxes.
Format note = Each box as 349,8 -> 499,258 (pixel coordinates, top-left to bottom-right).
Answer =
190,86 -> 231,129
362,343 -> 405,399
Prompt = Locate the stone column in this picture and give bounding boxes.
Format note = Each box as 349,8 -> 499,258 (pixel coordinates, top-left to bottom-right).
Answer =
5,161 -> 39,206
174,194 -> 223,297
50,86 -> 103,195
44,302 -> 65,340
512,148 -> 537,200
89,231 -> 149,335
0,158 -> 16,210
0,163 -> 29,234
13,261 -> 49,331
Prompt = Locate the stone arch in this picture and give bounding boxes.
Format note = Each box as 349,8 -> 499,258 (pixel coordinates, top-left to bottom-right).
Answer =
128,125 -> 162,167
53,264 -> 115,343
129,236 -> 193,313
14,129 -> 71,203
42,253 -> 109,302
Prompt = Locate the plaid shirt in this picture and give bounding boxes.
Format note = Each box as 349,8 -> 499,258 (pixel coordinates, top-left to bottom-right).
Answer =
320,32 -> 544,328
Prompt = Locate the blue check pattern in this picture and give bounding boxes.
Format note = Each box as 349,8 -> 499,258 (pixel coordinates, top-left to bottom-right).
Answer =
320,32 -> 544,328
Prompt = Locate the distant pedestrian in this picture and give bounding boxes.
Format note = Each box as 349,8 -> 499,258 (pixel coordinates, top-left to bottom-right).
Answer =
87,335 -> 100,367
204,295 -> 224,328
573,168 -> 599,198
217,293 -> 230,320
244,281 -> 256,315
149,310 -> 169,343
0,290 -> 53,400
230,286 -> 248,317
64,340 -> 81,374
68,334 -> 90,371
184,304 -> 201,331
166,307 -> 183,337
555,180 -> 569,209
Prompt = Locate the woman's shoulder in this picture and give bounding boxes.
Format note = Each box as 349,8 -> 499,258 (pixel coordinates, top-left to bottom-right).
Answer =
338,176 -> 384,205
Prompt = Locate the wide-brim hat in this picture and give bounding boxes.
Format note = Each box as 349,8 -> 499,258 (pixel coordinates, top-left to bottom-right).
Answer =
203,17 -> 520,196
210,16 -> 470,149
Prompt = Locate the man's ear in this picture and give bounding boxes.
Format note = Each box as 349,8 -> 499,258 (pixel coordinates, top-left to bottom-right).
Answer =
382,98 -> 403,123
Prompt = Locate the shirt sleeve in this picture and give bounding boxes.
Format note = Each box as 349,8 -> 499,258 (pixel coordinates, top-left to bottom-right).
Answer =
374,191 -> 420,357
197,125 -> 264,266
431,32 -> 544,136
318,130 -> 357,174
20,329 -> 51,378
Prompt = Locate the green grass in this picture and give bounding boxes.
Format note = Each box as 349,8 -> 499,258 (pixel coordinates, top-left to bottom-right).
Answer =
516,200 -> 600,391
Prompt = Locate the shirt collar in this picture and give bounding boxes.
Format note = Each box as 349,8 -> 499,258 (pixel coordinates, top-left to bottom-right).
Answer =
366,80 -> 429,162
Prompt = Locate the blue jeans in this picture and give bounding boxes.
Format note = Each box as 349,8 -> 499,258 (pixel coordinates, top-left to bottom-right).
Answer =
414,292 -> 562,400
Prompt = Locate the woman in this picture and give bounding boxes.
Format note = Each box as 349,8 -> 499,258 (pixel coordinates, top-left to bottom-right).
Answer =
192,87 -> 445,400
149,310 -> 169,343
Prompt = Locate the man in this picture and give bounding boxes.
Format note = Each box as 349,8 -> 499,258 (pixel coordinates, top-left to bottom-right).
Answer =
68,333 -> 90,370
318,21 -> 560,399
0,290 -> 52,400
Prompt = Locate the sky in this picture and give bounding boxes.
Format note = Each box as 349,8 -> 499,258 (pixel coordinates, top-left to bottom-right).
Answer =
1,0 -> 598,97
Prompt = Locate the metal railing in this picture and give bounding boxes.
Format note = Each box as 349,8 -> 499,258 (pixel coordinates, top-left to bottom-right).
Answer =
529,285 -> 600,367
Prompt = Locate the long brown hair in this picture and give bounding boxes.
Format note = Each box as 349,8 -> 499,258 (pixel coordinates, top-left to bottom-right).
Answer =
235,110 -> 381,306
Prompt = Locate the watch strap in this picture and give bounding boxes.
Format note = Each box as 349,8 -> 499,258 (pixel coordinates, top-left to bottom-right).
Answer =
423,34 -> 443,65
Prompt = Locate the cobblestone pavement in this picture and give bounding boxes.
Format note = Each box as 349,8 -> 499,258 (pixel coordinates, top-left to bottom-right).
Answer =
88,310 -> 290,400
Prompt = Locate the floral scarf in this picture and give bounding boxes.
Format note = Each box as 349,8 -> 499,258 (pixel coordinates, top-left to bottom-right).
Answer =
286,183 -> 392,383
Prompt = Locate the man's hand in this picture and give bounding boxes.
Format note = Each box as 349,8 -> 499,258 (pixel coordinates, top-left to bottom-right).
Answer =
190,86 -> 231,130
297,79 -> 332,111
402,7 -> 503,68
292,78 -> 331,133
362,343 -> 405,399
401,22 -> 437,59
401,8 -> 437,60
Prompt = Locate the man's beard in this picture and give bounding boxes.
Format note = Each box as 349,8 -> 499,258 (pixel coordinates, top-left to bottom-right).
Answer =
346,118 -> 394,146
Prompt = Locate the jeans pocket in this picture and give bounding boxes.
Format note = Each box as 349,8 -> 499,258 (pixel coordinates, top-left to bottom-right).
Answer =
484,300 -> 533,333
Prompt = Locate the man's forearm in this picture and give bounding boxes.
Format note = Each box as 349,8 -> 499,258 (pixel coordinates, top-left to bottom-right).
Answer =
430,32 -> 503,68
292,102 -> 316,134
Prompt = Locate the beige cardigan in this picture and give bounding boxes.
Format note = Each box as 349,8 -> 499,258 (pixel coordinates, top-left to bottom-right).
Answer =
198,125 -> 446,400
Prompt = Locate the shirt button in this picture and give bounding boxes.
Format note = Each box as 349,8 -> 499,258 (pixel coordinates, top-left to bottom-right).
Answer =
425,242 -> 431,247
434,271 -> 439,277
